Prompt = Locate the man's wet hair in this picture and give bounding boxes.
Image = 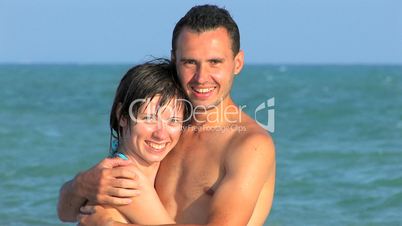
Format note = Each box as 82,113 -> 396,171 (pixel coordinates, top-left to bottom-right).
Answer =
109,59 -> 189,153
172,4 -> 240,56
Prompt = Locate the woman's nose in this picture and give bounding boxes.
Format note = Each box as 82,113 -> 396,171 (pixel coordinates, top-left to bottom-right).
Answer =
152,122 -> 169,140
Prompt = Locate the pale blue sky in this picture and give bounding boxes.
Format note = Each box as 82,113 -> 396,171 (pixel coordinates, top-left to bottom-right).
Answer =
1,0 -> 401,64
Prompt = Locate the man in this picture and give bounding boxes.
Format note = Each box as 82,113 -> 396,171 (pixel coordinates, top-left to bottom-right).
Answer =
58,5 -> 275,226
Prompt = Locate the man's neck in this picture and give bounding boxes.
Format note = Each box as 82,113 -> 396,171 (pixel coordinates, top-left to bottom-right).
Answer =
190,97 -> 243,129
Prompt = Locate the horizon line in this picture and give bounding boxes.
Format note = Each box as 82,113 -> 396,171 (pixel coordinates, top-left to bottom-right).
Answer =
1,62 -> 401,66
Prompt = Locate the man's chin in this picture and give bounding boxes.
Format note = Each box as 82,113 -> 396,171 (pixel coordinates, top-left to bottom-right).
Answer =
191,100 -> 219,110
189,94 -> 227,111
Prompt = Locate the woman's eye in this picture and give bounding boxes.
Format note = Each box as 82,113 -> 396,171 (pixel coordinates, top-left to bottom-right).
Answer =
169,118 -> 182,125
143,115 -> 156,122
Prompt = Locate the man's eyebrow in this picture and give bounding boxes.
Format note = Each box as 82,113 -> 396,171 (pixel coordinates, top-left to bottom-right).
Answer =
208,58 -> 224,62
179,57 -> 195,61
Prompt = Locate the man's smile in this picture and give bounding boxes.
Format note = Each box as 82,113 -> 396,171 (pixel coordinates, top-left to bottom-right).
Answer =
191,86 -> 216,98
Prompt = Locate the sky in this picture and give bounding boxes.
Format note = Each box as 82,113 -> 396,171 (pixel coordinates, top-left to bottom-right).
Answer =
1,0 -> 402,64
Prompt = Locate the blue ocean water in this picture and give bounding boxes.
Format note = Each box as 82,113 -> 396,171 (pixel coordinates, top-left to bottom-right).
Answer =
0,64 -> 401,226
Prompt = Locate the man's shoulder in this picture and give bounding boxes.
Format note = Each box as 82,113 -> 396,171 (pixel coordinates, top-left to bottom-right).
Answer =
223,119 -> 275,181
226,116 -> 275,162
232,112 -> 274,149
232,127 -> 274,154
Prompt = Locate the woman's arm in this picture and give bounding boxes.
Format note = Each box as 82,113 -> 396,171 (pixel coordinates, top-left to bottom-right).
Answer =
115,184 -> 174,224
80,164 -> 174,225
111,164 -> 174,224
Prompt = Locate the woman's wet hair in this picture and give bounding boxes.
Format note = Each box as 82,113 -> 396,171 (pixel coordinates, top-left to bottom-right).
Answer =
109,58 -> 189,153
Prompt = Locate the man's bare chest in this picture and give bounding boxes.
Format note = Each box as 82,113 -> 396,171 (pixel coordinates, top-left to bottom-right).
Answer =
159,142 -> 224,195
156,134 -> 229,212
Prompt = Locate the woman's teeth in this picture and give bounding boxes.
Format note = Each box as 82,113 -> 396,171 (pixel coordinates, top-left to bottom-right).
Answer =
147,142 -> 166,149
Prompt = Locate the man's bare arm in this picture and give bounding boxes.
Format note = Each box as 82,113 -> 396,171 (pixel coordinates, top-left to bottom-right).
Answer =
204,133 -> 275,226
57,158 -> 139,222
57,176 -> 86,222
79,164 -> 175,224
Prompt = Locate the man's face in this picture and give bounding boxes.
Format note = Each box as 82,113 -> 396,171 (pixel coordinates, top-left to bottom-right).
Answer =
173,27 -> 244,109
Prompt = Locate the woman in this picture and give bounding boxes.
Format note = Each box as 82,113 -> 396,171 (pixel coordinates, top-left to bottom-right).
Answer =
79,59 -> 188,225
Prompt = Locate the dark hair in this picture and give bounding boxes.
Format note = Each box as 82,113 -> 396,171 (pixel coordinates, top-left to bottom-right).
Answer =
172,4 -> 240,56
109,59 -> 189,153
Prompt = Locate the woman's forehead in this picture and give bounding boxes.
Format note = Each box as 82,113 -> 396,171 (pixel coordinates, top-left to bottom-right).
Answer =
139,96 -> 184,115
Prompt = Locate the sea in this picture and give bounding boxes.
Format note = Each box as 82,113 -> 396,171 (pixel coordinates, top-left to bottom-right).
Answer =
0,64 -> 401,226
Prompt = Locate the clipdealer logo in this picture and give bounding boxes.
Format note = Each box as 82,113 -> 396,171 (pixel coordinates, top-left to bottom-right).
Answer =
128,97 -> 275,133
254,97 -> 275,133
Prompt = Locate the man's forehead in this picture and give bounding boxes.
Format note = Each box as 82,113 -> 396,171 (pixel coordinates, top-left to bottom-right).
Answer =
178,26 -> 230,38
175,27 -> 233,55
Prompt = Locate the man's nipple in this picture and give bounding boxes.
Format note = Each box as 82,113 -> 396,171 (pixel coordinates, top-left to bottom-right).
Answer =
203,187 -> 215,196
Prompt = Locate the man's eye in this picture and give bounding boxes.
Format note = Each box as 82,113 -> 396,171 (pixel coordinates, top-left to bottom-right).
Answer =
183,60 -> 196,65
210,59 -> 222,65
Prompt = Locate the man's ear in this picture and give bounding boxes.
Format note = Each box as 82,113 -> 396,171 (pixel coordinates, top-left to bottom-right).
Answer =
234,50 -> 244,75
116,103 -> 127,127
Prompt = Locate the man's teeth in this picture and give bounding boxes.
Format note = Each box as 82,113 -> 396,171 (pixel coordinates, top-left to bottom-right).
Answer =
193,87 -> 214,93
148,142 -> 166,149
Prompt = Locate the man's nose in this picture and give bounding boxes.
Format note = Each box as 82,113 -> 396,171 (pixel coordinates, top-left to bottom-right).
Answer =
194,64 -> 209,84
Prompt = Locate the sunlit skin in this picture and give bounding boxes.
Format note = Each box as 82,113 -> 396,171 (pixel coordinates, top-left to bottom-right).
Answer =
118,96 -> 184,173
59,27 -> 275,226
88,96 -> 184,225
173,27 -> 244,112
152,27 -> 275,226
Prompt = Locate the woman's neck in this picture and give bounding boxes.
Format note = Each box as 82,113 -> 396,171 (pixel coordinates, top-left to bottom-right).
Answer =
116,147 -> 160,184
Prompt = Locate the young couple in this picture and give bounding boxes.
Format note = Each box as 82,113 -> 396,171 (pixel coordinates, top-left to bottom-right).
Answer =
58,5 -> 275,226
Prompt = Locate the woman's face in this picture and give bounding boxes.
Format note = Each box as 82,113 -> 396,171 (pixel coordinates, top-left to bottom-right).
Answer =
120,95 -> 184,165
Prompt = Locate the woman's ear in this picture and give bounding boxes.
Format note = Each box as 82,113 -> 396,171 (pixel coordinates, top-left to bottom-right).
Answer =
116,103 -> 127,127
